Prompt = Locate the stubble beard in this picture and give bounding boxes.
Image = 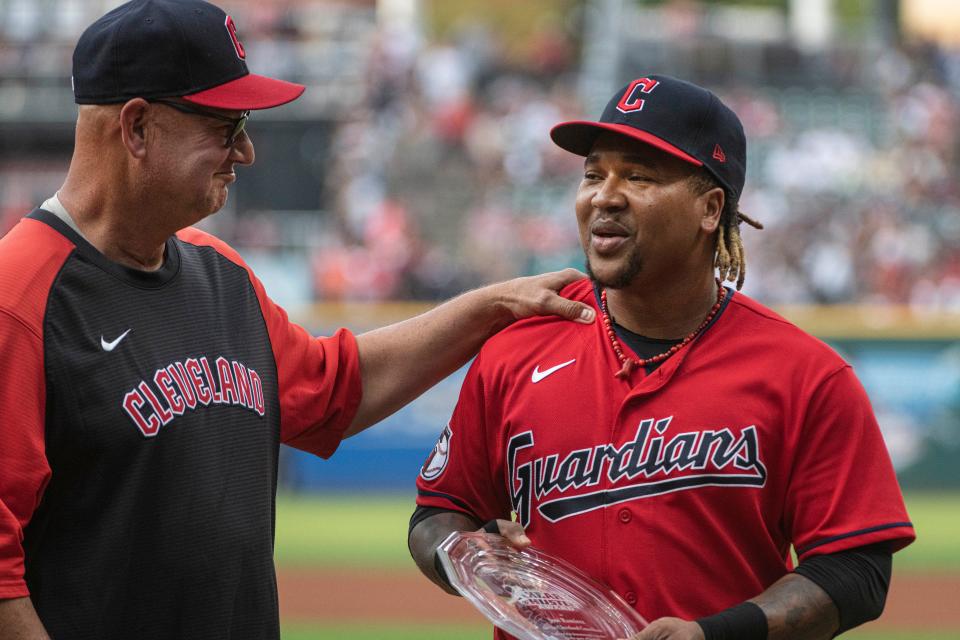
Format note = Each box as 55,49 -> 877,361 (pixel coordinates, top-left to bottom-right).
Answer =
585,249 -> 642,290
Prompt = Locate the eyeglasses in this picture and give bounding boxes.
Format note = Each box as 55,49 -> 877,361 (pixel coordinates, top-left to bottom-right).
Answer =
148,99 -> 250,148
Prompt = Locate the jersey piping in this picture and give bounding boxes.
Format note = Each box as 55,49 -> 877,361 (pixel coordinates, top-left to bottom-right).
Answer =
796,522 -> 915,556
416,489 -> 478,515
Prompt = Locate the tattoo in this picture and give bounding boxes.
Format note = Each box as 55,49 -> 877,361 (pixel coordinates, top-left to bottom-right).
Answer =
752,574 -> 839,640
408,511 -> 481,596
784,603 -> 806,631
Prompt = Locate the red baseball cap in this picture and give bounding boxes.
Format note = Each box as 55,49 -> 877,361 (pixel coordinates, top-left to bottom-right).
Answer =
72,0 -> 304,111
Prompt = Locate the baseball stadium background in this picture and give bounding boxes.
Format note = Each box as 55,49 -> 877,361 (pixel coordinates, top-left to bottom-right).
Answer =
2,0 -> 959,637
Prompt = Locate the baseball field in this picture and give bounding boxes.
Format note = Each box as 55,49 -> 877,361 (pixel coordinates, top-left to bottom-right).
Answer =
274,491 -> 960,639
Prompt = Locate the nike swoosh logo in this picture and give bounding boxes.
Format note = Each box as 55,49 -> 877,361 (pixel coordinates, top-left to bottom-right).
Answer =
531,359 -> 576,383
101,329 -> 131,352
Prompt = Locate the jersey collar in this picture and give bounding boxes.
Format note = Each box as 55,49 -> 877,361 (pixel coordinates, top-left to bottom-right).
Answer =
28,208 -> 182,288
590,280 -> 735,383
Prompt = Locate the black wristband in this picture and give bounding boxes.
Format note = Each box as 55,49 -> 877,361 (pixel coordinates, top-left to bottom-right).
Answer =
482,520 -> 500,534
696,602 -> 768,640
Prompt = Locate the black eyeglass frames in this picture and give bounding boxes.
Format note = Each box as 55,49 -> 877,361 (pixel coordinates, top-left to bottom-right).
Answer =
148,99 -> 250,147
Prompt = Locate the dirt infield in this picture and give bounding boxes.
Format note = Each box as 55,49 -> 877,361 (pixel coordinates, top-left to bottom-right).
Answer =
278,568 -> 960,630
279,568 -> 485,625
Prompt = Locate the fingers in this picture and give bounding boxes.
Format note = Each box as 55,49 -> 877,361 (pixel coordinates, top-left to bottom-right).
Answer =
480,519 -> 531,549
629,620 -> 667,640
538,269 -> 595,324
552,295 -> 596,324
494,269 -> 595,326
622,619 -> 658,640
496,520 -> 531,548
624,618 -> 704,640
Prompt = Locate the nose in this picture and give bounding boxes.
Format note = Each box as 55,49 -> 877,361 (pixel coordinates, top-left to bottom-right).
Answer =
230,132 -> 255,166
591,176 -> 627,212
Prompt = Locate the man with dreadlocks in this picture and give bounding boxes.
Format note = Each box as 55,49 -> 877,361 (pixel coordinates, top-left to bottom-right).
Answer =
408,76 -> 914,640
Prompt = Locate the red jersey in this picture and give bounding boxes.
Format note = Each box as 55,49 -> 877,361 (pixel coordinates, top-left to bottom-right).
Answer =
416,278 -> 914,630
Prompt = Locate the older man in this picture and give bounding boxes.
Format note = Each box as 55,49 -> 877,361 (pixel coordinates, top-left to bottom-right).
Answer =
0,1 -> 594,637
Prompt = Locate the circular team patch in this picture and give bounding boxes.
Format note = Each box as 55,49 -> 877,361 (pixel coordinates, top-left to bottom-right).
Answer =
420,424 -> 453,481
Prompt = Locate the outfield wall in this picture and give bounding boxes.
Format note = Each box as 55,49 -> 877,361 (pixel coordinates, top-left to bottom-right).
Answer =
284,303 -> 960,492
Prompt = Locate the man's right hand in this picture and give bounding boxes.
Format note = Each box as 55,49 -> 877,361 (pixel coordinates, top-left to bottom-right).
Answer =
410,512 -> 534,595
481,519 -> 531,549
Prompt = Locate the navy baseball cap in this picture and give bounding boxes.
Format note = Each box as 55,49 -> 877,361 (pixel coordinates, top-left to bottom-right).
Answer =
551,75 -> 746,201
72,0 -> 304,110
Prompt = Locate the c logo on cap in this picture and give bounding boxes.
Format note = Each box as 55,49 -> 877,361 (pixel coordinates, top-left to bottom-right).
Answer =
225,16 -> 246,60
617,77 -> 659,114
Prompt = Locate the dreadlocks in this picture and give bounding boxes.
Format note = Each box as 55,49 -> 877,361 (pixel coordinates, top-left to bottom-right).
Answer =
689,171 -> 763,290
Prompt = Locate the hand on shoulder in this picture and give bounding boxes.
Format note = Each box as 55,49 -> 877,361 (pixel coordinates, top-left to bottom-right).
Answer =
490,269 -> 595,327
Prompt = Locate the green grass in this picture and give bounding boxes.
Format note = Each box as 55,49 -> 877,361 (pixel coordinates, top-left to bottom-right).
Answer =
275,493 -> 416,569
893,492 -> 960,571
276,491 -> 960,571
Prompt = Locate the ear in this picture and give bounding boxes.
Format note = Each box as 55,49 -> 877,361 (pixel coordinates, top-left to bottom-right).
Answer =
699,186 -> 725,233
119,99 -> 150,159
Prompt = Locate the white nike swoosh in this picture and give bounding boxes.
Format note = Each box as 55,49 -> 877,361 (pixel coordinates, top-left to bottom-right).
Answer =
101,329 -> 131,352
531,359 -> 576,383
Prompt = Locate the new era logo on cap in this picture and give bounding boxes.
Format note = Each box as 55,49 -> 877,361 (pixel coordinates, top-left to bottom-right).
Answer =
550,74 -> 747,201
72,0 -> 304,111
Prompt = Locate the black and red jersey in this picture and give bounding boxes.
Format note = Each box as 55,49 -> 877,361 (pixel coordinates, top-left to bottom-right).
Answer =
0,209 -> 362,638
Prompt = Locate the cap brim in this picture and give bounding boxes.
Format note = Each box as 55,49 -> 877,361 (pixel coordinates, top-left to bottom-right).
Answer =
550,121 -> 703,167
183,73 -> 305,111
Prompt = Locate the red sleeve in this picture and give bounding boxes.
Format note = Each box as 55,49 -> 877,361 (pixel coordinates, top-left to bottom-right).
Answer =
0,219 -> 72,598
785,365 -> 915,560
177,228 -> 362,458
0,310 -> 49,598
415,351 -> 512,521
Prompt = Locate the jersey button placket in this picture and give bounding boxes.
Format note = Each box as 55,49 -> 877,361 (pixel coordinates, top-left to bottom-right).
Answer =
618,508 -> 632,523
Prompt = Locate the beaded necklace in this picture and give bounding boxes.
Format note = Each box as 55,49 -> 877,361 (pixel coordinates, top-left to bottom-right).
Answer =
600,281 -> 726,379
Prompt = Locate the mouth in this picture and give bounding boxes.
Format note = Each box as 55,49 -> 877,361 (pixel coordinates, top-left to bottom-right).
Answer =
590,219 -> 630,255
215,171 -> 236,183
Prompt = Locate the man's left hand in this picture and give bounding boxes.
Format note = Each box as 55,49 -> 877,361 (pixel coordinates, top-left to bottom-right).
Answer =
623,617 -> 705,640
493,268 -> 595,326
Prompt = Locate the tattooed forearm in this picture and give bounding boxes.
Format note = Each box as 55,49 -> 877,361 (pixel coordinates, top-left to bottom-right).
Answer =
408,511 -> 481,595
750,573 -> 839,640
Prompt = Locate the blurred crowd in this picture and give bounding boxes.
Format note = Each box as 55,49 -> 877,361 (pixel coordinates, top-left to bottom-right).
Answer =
311,17 -> 586,301
740,42 -> 960,310
307,19 -> 960,311
1,1 -> 959,310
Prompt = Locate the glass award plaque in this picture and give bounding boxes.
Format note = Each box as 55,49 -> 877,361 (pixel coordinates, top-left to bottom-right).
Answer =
437,531 -> 647,640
